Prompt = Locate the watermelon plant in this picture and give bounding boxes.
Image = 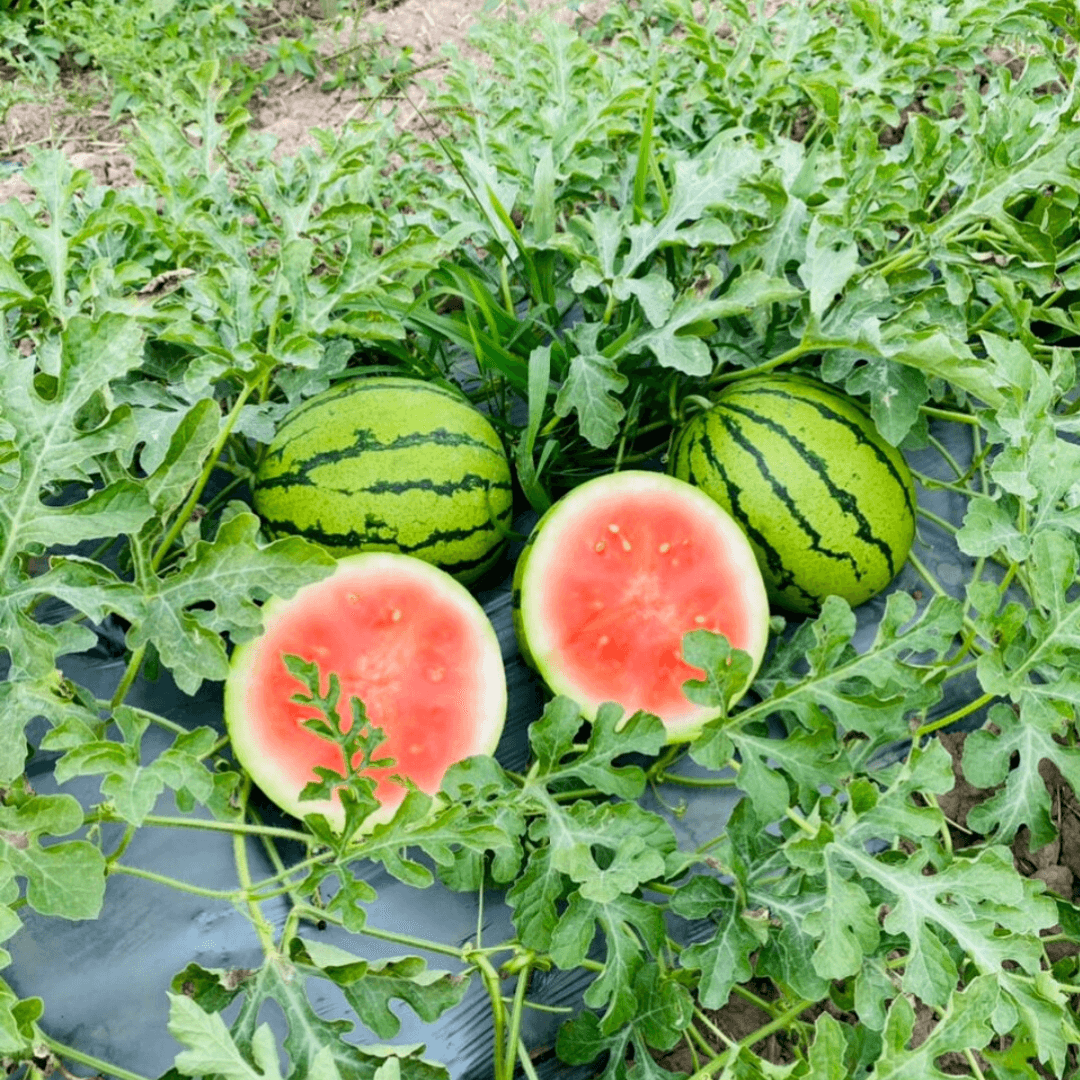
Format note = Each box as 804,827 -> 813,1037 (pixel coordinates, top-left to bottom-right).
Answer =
0,1 -> 1079,1079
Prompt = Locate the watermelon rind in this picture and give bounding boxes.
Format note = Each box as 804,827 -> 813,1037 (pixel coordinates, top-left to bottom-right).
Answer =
224,552 -> 507,833
514,471 -> 771,741
253,376 -> 514,585
671,373 -> 916,615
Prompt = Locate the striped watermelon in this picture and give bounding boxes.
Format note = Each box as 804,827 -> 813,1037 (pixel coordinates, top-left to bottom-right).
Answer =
671,374 -> 916,615
253,377 -> 514,584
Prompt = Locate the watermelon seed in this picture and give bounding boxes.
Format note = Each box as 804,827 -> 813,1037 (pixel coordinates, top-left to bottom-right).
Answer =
347,593 -> 359,604
391,609 -> 402,622
659,542 -> 671,554
607,523 -> 620,533
694,615 -> 706,624
594,540 -> 606,553
598,636 -> 609,647
620,537 -> 632,552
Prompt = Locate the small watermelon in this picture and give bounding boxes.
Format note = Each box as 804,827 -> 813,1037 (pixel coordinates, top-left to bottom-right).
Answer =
224,553 -> 507,831
253,376 -> 514,584
514,471 -> 770,740
671,373 -> 916,614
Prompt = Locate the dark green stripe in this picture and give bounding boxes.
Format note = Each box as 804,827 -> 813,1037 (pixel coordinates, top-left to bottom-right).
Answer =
274,379 -> 461,438
717,403 -> 897,577
257,470 -> 511,498
263,427 -> 505,474
690,428 -> 818,609
735,386 -> 915,518
261,508 -> 511,557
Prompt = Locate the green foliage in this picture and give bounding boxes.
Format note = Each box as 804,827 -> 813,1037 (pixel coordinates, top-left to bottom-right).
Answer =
1,0 -> 1080,1078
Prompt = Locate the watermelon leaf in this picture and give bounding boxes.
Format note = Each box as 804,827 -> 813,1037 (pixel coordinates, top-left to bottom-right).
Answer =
289,939 -> 470,1041
125,512 -> 336,695
0,794 -> 105,920
671,882 -> 759,1009
550,890 -> 664,1034
680,629 -> 756,717
528,699 -> 666,798
553,324 -> 629,449
42,706 -> 218,826
962,699 -> 1080,850
749,592 -> 962,749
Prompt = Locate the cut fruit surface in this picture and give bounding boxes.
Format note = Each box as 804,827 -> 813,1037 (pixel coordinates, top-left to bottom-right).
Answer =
225,553 -> 506,830
515,471 -> 770,739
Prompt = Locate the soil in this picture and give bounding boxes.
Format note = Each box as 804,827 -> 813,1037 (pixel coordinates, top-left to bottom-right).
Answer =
0,0 -> 608,202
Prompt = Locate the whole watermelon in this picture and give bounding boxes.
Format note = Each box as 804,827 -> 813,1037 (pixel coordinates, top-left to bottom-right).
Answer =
254,377 -> 514,584
671,374 -> 916,614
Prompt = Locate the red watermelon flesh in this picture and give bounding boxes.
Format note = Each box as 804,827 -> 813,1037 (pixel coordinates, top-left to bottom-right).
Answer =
225,553 -> 506,830
516,472 -> 770,738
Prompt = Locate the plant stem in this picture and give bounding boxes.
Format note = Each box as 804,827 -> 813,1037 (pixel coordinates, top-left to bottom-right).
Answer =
919,404 -> 981,426
139,813 -> 315,844
359,921 -> 491,961
905,550 -> 949,598
233,777 -> 279,955
108,644 -> 147,711
686,1019 -> 716,1059
151,387 -> 254,574
685,997 -> 815,1079
471,950 -> 507,1080
247,851 -> 334,897
108,862 -> 241,901
693,1007 -> 734,1048
503,960 -> 533,1079
785,807 -> 817,835
917,505 -> 960,535
709,342 -> 813,386
964,1048 -> 988,1080
730,983 -> 782,1019
655,772 -> 738,789
927,433 -> 968,479
500,996 -> 572,1015
96,701 -> 188,737
910,468 -> 976,495
38,1033 -> 154,1080
517,1038 -> 542,1080
914,692 -> 995,738
105,823 -> 136,866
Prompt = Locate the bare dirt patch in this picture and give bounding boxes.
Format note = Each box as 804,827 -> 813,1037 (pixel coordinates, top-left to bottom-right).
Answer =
0,0 -> 608,201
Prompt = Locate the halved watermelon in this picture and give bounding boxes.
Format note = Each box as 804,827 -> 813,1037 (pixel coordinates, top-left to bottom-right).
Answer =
224,553 -> 507,831
514,471 -> 770,740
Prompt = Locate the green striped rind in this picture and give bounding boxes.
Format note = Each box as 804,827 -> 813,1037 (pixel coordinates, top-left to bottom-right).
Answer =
672,374 -> 916,615
254,377 -> 514,584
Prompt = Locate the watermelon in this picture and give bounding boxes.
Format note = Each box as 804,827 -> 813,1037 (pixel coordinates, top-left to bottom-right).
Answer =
671,373 -> 917,615
253,377 -> 514,584
224,553 -> 507,831
513,471 -> 770,740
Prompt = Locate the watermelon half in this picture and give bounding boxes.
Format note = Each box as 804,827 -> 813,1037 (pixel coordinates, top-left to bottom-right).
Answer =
514,471 -> 770,740
225,553 -> 507,831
